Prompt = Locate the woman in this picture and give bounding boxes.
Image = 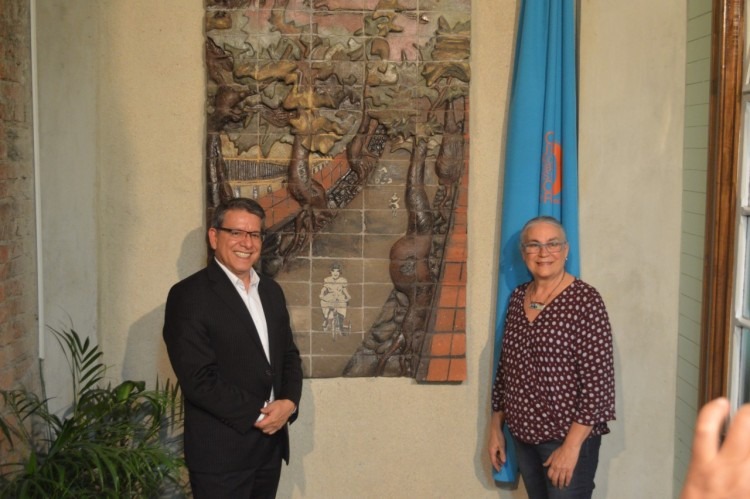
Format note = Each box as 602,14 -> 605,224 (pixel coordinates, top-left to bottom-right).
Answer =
489,216 -> 615,498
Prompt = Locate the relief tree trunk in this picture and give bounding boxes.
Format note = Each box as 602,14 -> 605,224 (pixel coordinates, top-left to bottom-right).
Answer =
381,137 -> 435,376
282,134 -> 334,256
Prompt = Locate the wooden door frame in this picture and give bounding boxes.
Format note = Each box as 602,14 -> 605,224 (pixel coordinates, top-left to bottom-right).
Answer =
699,0 -> 744,405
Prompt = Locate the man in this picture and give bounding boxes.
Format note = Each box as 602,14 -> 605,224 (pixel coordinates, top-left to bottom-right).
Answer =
163,197 -> 303,498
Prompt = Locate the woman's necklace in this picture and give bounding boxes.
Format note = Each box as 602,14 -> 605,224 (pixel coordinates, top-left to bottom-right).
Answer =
528,272 -> 566,311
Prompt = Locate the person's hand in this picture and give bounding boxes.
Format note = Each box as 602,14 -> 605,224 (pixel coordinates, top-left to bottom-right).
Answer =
681,397 -> 750,499
254,399 -> 296,435
488,429 -> 506,471
543,442 -> 581,489
488,412 -> 506,471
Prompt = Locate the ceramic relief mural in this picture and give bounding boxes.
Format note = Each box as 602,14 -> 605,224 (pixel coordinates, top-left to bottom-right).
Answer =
204,0 -> 469,381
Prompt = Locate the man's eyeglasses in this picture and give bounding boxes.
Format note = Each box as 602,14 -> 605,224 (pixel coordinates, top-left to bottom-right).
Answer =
217,227 -> 265,242
522,240 -> 567,254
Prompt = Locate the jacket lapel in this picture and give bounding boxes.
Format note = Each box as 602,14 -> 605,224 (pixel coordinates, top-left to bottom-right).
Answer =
207,259 -> 268,362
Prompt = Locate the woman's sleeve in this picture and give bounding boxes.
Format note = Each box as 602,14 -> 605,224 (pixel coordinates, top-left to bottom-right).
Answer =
573,287 -> 616,425
491,359 -> 505,413
491,289 -> 518,413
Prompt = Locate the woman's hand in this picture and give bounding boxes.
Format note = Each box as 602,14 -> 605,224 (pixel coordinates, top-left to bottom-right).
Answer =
544,442 -> 581,488
544,422 -> 592,488
489,411 -> 507,471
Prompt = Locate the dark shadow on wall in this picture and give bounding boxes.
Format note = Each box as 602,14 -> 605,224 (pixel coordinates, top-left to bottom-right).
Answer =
276,385 -> 315,497
121,226 -> 206,383
595,332 -> 624,499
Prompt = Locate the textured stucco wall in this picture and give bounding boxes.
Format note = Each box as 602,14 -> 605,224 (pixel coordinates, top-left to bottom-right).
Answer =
35,0 -> 99,414
578,1 -> 685,498
35,0 -> 685,497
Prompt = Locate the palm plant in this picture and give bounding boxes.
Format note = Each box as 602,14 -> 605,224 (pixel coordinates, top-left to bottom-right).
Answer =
0,327 -> 186,498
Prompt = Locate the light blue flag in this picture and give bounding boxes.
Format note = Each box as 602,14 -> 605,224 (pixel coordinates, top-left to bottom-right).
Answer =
492,0 -> 580,486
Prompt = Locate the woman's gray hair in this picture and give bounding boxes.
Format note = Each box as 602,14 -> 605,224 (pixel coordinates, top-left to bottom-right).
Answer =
519,215 -> 567,245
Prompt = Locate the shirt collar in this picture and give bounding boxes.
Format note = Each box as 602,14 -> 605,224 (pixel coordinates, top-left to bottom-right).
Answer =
214,257 -> 260,290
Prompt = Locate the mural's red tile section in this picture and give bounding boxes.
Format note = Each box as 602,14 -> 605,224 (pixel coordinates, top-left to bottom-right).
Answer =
256,156 -> 349,228
258,188 -> 299,227
419,156 -> 469,383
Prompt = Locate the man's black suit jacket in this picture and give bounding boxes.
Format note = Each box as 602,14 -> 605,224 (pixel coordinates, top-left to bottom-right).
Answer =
163,259 -> 303,473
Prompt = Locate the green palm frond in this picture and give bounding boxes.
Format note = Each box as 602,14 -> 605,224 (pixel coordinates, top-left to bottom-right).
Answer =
0,327 -> 187,498
50,327 -> 105,407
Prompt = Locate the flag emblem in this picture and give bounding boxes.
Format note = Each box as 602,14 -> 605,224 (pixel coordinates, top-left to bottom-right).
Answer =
541,131 -> 562,204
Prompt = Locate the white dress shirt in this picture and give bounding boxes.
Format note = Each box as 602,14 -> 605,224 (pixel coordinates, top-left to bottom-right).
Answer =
214,259 -> 274,418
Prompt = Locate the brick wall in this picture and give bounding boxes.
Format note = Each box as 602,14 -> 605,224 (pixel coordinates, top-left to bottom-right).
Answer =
0,0 -> 40,464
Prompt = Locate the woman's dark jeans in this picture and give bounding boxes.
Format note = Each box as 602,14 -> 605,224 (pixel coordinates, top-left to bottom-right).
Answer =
515,435 -> 601,499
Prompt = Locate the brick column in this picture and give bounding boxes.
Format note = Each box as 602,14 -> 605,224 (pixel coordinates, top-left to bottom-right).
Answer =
0,0 -> 40,463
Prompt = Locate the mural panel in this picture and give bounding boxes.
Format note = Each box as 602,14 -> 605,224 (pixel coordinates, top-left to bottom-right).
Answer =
205,0 -> 470,381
